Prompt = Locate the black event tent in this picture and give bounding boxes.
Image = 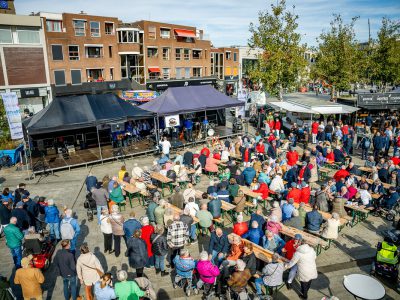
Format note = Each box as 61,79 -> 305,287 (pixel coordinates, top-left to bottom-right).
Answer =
139,85 -> 244,116
24,93 -> 154,135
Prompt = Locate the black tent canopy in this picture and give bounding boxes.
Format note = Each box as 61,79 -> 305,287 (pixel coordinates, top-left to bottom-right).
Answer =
25,93 -> 154,135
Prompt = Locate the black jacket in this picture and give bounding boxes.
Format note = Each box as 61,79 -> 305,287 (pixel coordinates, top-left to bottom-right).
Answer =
208,232 -> 229,255
285,167 -> 298,187
199,154 -> 207,168
180,215 -> 193,228
150,233 -> 168,256
127,237 -> 148,269
23,199 -> 39,226
183,151 -> 193,166
0,204 -> 11,225
53,249 -> 77,278
11,208 -> 30,230
267,145 -> 277,159
242,252 -> 257,275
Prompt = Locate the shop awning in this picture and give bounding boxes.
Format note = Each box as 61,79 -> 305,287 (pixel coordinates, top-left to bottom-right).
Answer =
148,67 -> 160,73
174,29 -> 196,38
311,105 -> 359,115
269,101 -> 313,113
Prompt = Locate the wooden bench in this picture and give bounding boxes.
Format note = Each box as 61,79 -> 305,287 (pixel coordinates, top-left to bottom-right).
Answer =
293,203 -> 349,229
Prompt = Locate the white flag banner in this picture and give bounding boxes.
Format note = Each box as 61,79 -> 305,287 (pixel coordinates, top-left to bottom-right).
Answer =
1,92 -> 23,140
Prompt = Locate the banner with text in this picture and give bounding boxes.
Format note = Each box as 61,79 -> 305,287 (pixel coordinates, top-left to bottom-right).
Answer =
1,92 -> 23,140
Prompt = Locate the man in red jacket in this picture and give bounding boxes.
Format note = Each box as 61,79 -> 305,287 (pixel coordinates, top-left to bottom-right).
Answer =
286,147 -> 299,167
311,121 -> 319,144
287,182 -> 301,203
299,181 -> 311,204
333,165 -> 350,182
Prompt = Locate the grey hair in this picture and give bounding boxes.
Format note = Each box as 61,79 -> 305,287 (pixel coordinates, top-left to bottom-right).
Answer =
251,220 -> 259,228
141,216 -> 149,225
199,251 -> 208,261
180,248 -> 189,256
111,205 -> 119,213
292,209 -> 299,217
117,270 -> 128,281
237,213 -> 244,222
272,201 -> 279,208
47,199 -> 54,206
332,212 -> 340,220
236,259 -> 246,271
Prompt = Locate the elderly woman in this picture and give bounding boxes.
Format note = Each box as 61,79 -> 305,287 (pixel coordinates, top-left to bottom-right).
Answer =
140,217 -> 154,267
261,230 -> 285,254
232,213 -> 248,237
205,153 -> 220,174
44,198 -> 60,242
151,225 -> 169,276
233,189 -> 246,214
109,204 -> 125,257
100,208 -> 113,254
321,213 -> 340,239
269,201 -> 282,222
266,215 -> 282,235
109,181 -> 125,209
254,253 -> 284,298
196,251 -> 220,296
114,270 -> 146,300
127,229 -> 148,278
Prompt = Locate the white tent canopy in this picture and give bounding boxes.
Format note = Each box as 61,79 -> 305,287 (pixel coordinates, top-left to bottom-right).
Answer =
269,101 -> 313,113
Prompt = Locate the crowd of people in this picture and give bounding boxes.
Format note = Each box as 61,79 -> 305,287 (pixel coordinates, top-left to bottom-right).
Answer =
1,112 -> 400,300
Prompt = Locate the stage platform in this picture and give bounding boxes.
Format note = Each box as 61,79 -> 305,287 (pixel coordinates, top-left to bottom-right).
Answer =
30,126 -> 241,174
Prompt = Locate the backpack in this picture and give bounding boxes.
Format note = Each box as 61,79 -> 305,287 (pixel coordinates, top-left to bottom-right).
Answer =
60,218 -> 75,240
364,138 -> 371,148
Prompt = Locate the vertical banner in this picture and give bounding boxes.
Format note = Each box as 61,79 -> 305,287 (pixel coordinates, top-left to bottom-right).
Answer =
236,89 -> 247,117
1,92 -> 23,140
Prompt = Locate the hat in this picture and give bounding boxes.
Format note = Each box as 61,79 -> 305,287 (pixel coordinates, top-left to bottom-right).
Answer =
291,182 -> 297,188
294,234 -> 302,240
16,201 -> 24,208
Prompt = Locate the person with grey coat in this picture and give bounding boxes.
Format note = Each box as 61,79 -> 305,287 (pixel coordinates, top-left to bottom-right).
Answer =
254,253 -> 284,296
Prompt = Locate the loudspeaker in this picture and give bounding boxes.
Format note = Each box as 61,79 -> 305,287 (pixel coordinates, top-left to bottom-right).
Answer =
111,123 -> 125,132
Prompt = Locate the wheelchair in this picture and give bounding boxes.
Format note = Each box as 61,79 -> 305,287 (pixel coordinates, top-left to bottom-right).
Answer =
226,286 -> 250,300
173,274 -> 199,297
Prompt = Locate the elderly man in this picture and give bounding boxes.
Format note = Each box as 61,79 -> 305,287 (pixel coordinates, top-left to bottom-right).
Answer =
305,205 -> 323,234
173,248 -> 196,289
14,255 -> 45,300
242,220 -> 263,245
208,228 -> 229,266
197,203 -> 214,234
254,253 -> 284,297
154,199 -> 167,226
11,201 -> 30,233
171,186 -> 185,209
60,209 -> 81,254
4,216 -> 24,268
282,198 -> 295,222
167,214 -> 188,268
91,185 -> 109,225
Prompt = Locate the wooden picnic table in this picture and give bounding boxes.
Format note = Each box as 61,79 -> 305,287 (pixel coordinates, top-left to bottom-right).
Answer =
359,166 -> 373,173
116,179 -> 143,207
228,233 -> 288,263
344,203 -> 372,226
355,175 -> 393,189
371,193 -> 382,200
239,185 -> 262,199
151,172 -> 173,196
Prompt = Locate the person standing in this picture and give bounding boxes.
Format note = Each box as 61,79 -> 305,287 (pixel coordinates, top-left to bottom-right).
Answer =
114,270 -> 146,300
167,214 -> 188,268
11,201 -> 30,234
160,137 -> 171,158
140,217 -> 155,267
91,185 -> 109,225
76,244 -> 104,300
123,211 -> 142,246
151,225 -> 169,276
4,217 -> 24,268
21,193 -> 39,230
44,199 -> 60,242
127,229 -> 148,278
85,172 -> 98,193
53,240 -> 78,300
0,198 -> 11,226
60,209 -> 81,255
285,243 -> 317,299
109,205 -> 125,257
14,255 -> 45,300
100,208 -> 113,254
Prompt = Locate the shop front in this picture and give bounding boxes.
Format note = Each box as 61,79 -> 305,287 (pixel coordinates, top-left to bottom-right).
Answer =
11,86 -> 51,116
224,75 -> 239,96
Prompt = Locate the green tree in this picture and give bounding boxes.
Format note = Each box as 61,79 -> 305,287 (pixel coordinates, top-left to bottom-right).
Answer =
248,0 -> 306,100
371,18 -> 400,90
314,15 -> 359,99
0,97 -> 11,148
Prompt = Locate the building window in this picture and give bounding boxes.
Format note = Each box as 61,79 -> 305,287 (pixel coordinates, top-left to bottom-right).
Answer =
162,48 -> 169,60
185,67 -> 190,78
160,28 -> 170,39
87,69 -> 104,81
147,47 -> 158,58
149,70 -> 160,80
46,20 -> 62,32
226,51 -> 231,60
193,67 -> 201,77
17,27 -> 40,44
73,20 -> 85,36
85,46 -> 103,58
176,67 -> 182,79
71,69 -> 82,85
192,50 -> 201,59
109,45 -> 113,58
162,68 -> 170,80
184,49 -> 190,60
0,26 -> 12,43
105,22 -> 114,35
51,45 -> 63,60
90,21 -> 100,37
148,26 -> 156,39
54,70 -> 66,86
68,45 -> 79,60
175,48 -> 182,60
110,68 -> 114,80
233,52 -> 237,62
118,30 -> 139,43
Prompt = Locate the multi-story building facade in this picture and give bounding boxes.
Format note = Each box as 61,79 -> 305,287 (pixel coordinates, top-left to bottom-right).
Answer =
211,47 -> 239,95
39,12 -> 125,95
131,20 -> 215,91
0,13 -> 51,114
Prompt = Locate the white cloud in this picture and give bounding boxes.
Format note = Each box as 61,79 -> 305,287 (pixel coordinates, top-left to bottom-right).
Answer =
15,0 -> 400,47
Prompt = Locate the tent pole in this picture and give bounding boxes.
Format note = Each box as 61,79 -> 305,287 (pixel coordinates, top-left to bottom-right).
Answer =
96,125 -> 103,163
26,130 -> 34,179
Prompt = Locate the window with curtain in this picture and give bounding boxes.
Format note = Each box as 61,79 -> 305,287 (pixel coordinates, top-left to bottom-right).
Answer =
17,27 -> 40,44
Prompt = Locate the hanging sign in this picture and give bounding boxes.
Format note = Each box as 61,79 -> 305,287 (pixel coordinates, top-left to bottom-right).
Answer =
1,92 -> 23,140
165,114 -> 180,128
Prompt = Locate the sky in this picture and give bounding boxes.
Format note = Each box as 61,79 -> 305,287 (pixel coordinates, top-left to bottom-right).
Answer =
16,0 -> 400,47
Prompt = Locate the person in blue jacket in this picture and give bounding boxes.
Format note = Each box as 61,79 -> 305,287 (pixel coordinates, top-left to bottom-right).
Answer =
249,209 -> 266,231
373,132 -> 385,160
261,230 -> 285,254
173,248 -> 196,289
242,163 -> 256,186
44,199 -> 60,241
381,187 -> 399,210
61,209 -> 81,254
282,198 -> 295,222
208,228 -> 229,266
123,211 -> 142,244
242,220 -> 263,245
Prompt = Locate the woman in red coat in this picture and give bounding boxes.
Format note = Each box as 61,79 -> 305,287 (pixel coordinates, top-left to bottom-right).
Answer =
254,179 -> 269,200
233,213 -> 249,236
274,119 -> 281,136
140,217 -> 155,266
326,148 -> 335,163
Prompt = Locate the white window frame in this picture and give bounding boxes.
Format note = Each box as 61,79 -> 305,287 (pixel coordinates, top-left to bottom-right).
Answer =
16,27 -> 40,44
70,69 -> 82,85
54,69 -> 66,86
104,22 -> 115,35
90,21 -> 100,37
193,67 -> 202,77
147,47 -> 158,58
162,68 -> 170,80
162,47 -> 170,60
73,20 -> 86,36
175,48 -> 182,60
68,45 -> 80,61
46,20 -> 62,32
160,27 -> 170,39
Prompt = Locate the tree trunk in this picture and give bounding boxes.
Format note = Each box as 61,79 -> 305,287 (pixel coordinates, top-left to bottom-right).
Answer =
278,84 -> 283,101
330,85 -> 336,102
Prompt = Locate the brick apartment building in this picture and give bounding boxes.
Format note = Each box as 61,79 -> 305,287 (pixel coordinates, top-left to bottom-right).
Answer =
0,12 -> 51,114
211,47 -> 239,95
39,12 -> 132,96
130,20 -> 215,91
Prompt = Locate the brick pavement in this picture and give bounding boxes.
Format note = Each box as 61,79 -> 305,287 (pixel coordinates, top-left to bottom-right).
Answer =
0,147 -> 399,299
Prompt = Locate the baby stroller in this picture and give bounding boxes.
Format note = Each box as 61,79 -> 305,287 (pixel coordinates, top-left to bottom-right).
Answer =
371,239 -> 399,281
84,193 -> 97,221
